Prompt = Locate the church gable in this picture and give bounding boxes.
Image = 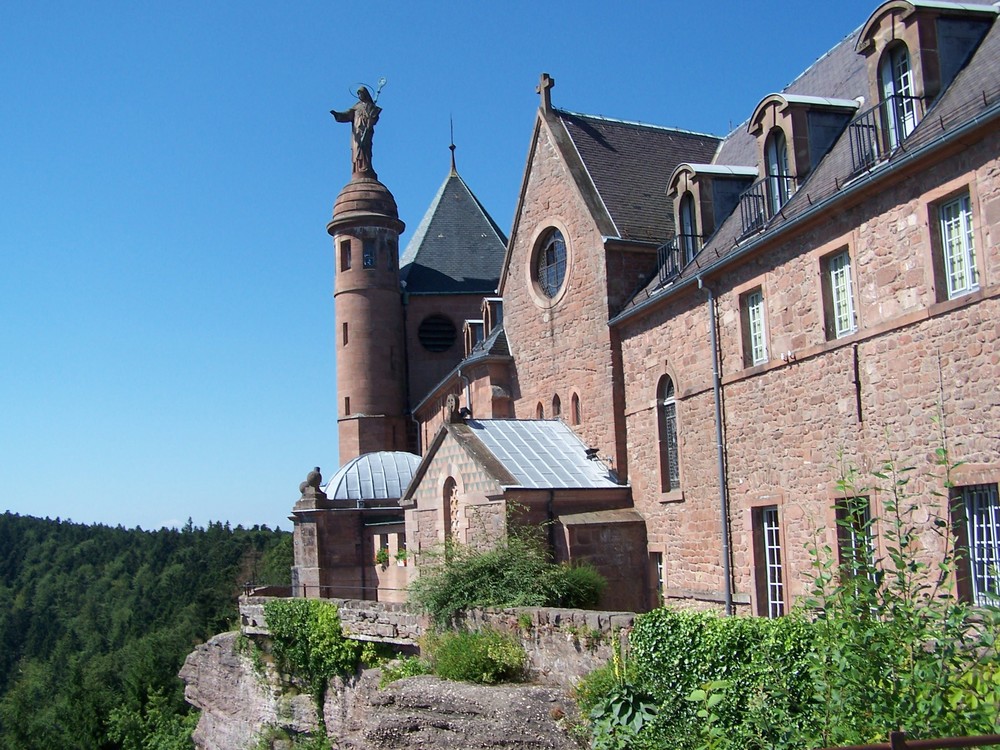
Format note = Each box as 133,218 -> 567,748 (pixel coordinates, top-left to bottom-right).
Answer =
497,113 -> 621,461
402,424 -> 509,560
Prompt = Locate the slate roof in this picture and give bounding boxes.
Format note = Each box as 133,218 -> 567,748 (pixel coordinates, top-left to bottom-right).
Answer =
400,170 -> 507,295
714,27 -> 867,169
618,4 -> 999,318
464,419 -> 622,490
556,111 -> 722,243
323,451 -> 422,503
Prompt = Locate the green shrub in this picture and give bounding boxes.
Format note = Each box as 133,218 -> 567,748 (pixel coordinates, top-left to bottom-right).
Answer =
409,526 -> 608,626
423,629 -> 526,684
799,453 -> 1000,747
627,608 -> 815,749
378,655 -> 432,688
580,446 -> 1000,750
542,562 -> 607,609
263,599 -> 360,714
574,663 -> 620,715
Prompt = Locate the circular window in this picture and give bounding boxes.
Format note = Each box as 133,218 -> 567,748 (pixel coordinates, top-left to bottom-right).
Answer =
535,229 -> 567,298
418,314 -> 456,352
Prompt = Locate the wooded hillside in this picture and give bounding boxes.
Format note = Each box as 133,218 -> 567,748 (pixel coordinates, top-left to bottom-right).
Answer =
0,511 -> 291,749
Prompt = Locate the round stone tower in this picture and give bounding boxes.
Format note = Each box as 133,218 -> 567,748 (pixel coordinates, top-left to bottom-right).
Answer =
328,91 -> 408,465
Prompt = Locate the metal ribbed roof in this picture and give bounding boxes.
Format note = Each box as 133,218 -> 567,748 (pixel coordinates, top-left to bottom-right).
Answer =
464,420 -> 621,489
323,451 -> 422,502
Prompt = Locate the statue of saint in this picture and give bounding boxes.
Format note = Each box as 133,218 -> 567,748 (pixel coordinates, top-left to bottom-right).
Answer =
331,86 -> 381,178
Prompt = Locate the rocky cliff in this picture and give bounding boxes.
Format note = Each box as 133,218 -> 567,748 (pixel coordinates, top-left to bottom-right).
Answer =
180,632 -> 582,749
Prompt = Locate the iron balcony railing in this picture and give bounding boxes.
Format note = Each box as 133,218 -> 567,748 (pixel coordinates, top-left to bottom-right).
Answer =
657,234 -> 703,284
738,174 -> 798,236
849,93 -> 924,174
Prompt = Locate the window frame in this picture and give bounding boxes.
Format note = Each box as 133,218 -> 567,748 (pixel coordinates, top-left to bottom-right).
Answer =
938,193 -> 979,300
879,43 -> 917,150
741,287 -> 768,366
753,505 -> 786,617
678,191 -> 699,264
764,128 -> 792,215
535,229 -> 567,299
835,495 -> 876,581
362,238 -> 377,269
954,484 -> 1000,606
340,239 -> 352,271
657,375 -> 680,493
823,249 -> 858,340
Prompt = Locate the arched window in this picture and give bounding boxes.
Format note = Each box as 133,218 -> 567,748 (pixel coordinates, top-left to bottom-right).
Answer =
657,376 -> 680,492
764,129 -> 791,216
536,402 -> 545,419
571,393 -> 581,425
879,44 -> 916,149
678,192 -> 698,264
552,394 -> 561,418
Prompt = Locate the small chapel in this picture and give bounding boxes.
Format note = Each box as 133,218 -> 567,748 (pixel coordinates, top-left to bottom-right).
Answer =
292,0 -> 1000,616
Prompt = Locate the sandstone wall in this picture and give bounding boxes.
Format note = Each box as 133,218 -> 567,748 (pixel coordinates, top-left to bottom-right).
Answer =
502,119 -> 620,467
618,128 -> 1000,614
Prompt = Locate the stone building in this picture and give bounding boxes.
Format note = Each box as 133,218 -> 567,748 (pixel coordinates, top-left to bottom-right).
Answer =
295,0 -> 1000,615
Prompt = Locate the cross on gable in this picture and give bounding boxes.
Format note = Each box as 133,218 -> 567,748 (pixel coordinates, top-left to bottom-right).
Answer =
537,73 -> 555,113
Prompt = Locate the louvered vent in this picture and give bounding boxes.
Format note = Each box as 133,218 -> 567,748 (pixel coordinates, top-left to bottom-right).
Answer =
418,315 -> 456,352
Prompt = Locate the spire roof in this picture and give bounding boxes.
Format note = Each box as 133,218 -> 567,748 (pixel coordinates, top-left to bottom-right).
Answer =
400,169 -> 507,295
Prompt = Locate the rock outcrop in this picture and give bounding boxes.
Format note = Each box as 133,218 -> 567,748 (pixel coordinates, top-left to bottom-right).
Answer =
180,632 -> 582,749
180,632 -> 317,749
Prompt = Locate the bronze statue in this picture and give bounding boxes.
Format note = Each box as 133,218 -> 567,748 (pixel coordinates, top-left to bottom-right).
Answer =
332,86 -> 381,178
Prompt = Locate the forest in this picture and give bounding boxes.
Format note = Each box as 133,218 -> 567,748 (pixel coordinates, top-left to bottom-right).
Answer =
0,511 -> 292,749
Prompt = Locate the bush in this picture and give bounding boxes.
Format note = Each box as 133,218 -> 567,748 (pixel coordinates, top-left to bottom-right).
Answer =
409,525 -> 608,626
627,608 -> 816,749
799,454 -> 1000,746
378,655 -> 432,688
542,562 -> 607,608
263,599 -> 360,712
574,662 -> 621,716
423,629 -> 526,684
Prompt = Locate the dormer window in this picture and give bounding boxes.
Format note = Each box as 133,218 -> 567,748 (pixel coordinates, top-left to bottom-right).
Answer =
482,297 -> 503,335
764,129 -> 792,216
851,0 -> 996,173
879,43 -> 917,149
743,94 -> 857,235
463,319 -> 485,356
661,163 -> 755,283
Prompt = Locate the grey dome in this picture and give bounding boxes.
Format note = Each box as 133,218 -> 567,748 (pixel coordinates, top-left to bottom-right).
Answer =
322,451 -> 421,503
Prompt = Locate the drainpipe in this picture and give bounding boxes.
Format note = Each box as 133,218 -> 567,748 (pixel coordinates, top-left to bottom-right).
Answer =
546,490 -> 557,558
699,276 -> 734,615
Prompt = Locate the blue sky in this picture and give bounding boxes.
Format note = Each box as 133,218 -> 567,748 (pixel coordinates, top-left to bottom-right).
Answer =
1,1 -> 877,530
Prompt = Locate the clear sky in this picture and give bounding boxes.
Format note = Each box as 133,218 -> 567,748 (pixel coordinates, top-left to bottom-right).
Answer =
1,1 -> 878,531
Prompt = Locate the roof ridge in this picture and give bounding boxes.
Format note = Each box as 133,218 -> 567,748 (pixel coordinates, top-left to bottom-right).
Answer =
556,108 -> 721,140
781,24 -> 863,94
451,170 -> 509,246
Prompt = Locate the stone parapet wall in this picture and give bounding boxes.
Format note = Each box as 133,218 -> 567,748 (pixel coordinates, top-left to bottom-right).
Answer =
240,596 -> 423,645
239,596 -> 636,687
461,606 -> 635,686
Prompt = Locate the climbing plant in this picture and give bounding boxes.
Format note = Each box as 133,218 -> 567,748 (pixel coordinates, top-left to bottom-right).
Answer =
263,599 -> 360,714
